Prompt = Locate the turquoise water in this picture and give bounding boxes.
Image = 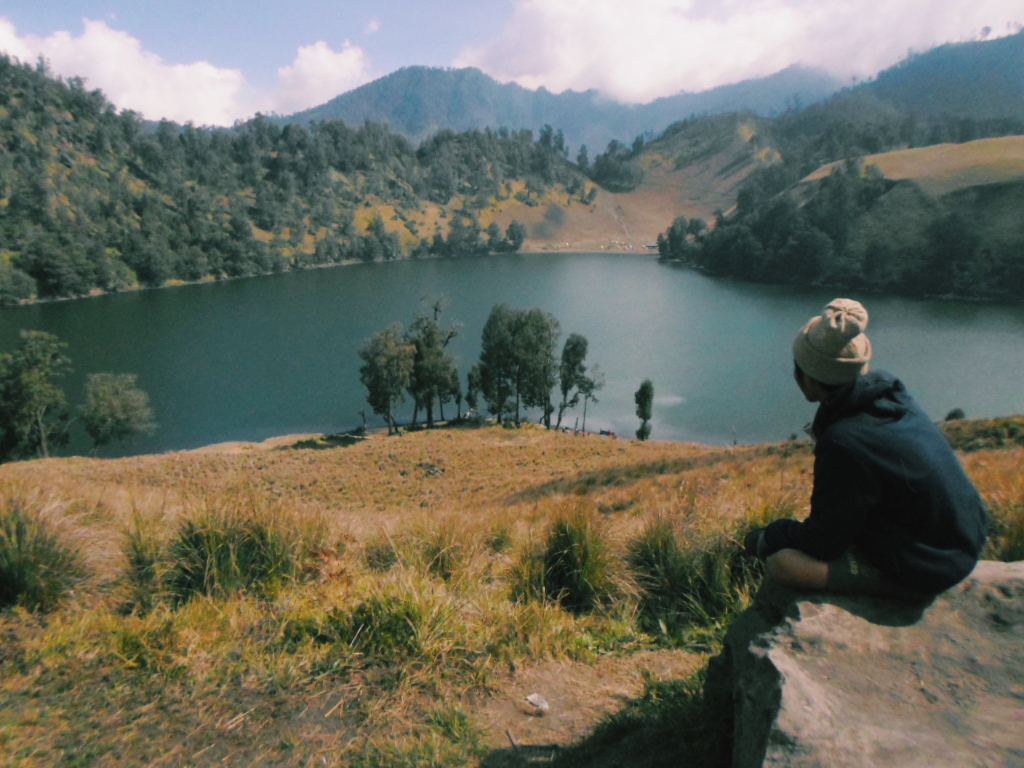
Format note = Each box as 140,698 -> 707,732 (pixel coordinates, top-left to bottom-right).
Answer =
2,252 -> 1022,456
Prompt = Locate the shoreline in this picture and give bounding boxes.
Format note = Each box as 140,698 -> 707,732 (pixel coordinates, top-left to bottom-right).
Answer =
1,246 -> 652,309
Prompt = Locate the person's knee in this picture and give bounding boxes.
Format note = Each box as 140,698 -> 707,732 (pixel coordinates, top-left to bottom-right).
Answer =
766,549 -> 829,589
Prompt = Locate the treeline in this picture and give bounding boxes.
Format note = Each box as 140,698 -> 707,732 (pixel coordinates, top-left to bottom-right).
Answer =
0,55 -> 591,304
658,157 -> 1024,299
358,303 -> 603,435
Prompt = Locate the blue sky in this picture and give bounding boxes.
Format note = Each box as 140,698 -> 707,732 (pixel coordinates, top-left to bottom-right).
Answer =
0,1 -> 1019,126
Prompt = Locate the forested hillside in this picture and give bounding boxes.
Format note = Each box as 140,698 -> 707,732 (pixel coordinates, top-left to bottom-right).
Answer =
4,29 -> 1024,306
655,136 -> 1024,300
865,29 -> 1024,120
0,56 -> 592,304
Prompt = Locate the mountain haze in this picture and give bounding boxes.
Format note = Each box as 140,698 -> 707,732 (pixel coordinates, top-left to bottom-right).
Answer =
283,65 -> 844,152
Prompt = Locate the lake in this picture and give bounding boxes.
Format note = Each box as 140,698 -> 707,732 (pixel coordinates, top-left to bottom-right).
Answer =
2,252 -> 1023,456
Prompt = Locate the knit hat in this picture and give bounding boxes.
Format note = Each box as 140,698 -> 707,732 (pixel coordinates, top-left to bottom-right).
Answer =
792,299 -> 872,385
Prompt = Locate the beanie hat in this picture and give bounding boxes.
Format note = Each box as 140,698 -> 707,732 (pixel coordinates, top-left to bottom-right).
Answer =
792,299 -> 872,385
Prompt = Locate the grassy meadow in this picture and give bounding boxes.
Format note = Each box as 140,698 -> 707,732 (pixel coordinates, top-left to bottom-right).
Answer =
0,418 -> 1021,767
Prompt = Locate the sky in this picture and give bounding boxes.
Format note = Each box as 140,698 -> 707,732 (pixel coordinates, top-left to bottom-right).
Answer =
0,1 -> 1019,126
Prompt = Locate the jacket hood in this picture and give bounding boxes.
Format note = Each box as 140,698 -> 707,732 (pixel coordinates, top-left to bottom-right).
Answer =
812,370 -> 907,438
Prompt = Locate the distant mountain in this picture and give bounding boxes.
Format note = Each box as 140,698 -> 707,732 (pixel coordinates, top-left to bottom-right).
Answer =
864,29 -> 1024,120
282,65 -> 843,151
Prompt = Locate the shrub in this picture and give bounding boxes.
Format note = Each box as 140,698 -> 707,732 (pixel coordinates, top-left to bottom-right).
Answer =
164,511 -> 299,604
540,507 -> 615,614
0,500 -> 84,612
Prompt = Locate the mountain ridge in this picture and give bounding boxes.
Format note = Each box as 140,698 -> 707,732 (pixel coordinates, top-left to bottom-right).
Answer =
282,64 -> 844,152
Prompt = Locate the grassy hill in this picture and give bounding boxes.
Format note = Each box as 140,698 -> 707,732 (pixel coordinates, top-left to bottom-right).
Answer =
0,419 -> 1021,767
800,135 -> 1024,197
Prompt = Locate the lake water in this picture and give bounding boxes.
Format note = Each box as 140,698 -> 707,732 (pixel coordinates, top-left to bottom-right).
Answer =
1,252 -> 1023,456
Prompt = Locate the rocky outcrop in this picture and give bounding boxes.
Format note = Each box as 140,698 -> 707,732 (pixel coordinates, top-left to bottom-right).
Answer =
704,561 -> 1024,768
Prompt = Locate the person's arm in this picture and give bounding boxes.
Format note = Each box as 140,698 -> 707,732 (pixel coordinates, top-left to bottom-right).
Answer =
760,438 -> 880,561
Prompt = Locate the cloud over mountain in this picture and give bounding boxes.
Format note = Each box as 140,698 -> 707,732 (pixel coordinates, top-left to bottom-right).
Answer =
456,0 -> 1022,102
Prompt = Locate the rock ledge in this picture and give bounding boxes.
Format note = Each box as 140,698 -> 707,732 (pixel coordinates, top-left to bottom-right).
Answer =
704,561 -> 1024,768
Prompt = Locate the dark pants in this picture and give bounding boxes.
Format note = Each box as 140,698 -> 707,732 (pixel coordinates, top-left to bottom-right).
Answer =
825,550 -> 934,602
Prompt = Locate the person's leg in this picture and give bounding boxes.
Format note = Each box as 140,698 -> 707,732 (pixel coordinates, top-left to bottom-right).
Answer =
765,548 -> 935,601
765,548 -> 829,589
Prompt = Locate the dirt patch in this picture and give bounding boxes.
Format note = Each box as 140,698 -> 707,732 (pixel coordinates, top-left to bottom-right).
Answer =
475,650 -> 702,760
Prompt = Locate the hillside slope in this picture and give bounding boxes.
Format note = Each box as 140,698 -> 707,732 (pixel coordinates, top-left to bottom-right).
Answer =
506,114 -> 770,251
0,421 -> 1020,766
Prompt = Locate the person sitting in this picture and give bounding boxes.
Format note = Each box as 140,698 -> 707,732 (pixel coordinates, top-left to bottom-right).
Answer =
744,299 -> 988,600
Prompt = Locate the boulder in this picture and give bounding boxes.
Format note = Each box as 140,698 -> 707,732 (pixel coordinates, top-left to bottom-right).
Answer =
704,561 -> 1024,768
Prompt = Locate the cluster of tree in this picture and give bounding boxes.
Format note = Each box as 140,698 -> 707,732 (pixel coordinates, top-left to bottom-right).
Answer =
0,330 -> 155,462
358,301 -> 463,435
657,157 -> 1024,300
358,302 -> 603,434
587,137 -> 646,192
0,55 -> 591,304
409,213 -> 527,259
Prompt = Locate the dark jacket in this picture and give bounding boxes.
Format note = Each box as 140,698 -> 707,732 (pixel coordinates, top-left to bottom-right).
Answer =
762,371 -> 987,594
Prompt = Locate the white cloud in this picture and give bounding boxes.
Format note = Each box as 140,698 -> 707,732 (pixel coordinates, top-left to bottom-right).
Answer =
366,18 -> 381,34
455,0 -> 1023,102
0,18 -> 373,125
275,40 -> 372,114
0,18 -> 247,125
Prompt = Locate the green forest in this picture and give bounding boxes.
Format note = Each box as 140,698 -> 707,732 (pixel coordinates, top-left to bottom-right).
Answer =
0,55 -> 593,305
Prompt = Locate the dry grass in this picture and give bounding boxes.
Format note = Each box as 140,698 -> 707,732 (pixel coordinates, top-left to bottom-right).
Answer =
0,421 -> 1018,767
801,135 -> 1024,197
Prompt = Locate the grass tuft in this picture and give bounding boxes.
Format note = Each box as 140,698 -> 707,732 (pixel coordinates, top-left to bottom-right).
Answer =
120,511 -> 163,614
488,522 -> 513,553
540,504 -> 616,614
349,595 -> 423,662
984,493 -> 1024,562
365,539 -> 400,571
423,523 -> 462,582
627,508 -> 771,647
164,508 -> 300,604
0,499 -> 84,612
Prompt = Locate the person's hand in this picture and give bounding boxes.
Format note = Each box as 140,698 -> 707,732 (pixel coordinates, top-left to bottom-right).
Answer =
742,527 -> 767,558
